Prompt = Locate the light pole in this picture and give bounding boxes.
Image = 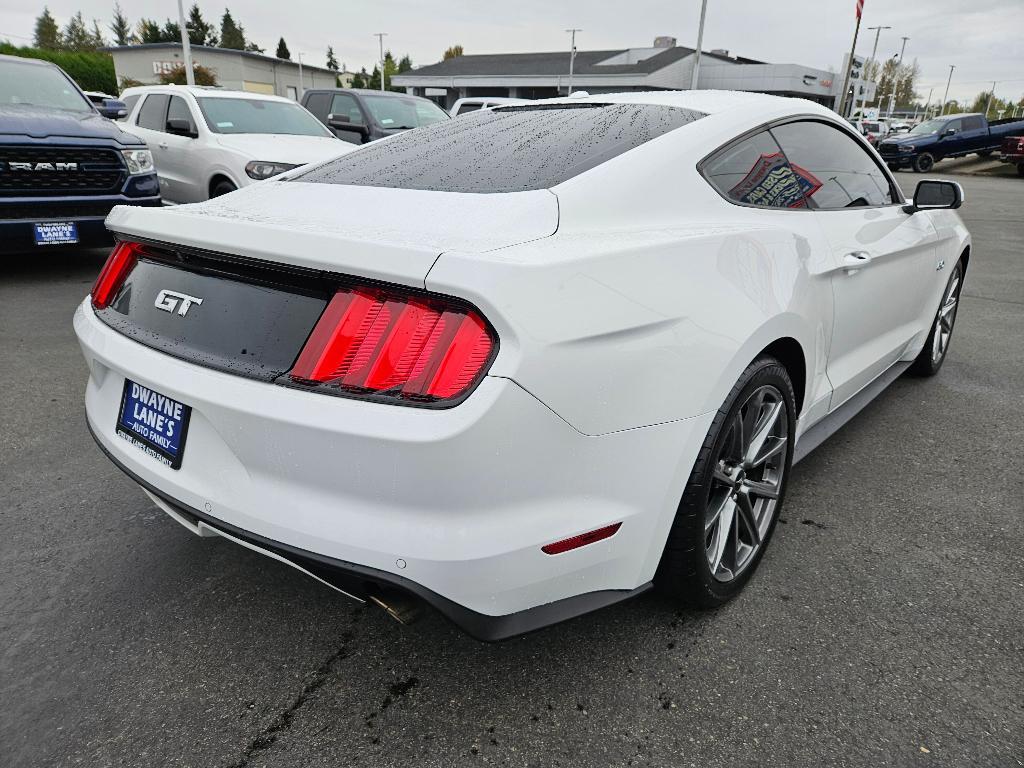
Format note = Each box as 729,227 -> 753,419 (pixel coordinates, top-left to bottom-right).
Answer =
374,32 -> 388,91
176,0 -> 195,86
565,28 -> 581,95
941,65 -> 955,114
887,37 -> 908,118
297,52 -> 304,97
860,25 -> 890,117
984,81 -> 996,116
690,0 -> 709,90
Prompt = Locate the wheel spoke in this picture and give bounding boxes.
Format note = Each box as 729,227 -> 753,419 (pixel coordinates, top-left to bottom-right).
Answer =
749,435 -> 787,468
744,400 -> 782,466
743,477 -> 780,500
707,498 -> 736,574
736,491 -> 761,546
712,463 -> 733,486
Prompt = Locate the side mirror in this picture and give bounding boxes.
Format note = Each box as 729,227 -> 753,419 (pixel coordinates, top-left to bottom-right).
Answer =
166,118 -> 197,138
903,180 -> 964,214
328,113 -> 369,134
98,98 -> 127,119
941,127 -> 956,137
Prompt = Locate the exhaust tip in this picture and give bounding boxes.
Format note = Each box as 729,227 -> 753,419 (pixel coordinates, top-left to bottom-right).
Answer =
369,592 -> 423,625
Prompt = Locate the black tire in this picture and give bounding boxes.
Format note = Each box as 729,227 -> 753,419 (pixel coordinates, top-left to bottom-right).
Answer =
887,163 -> 900,171
656,356 -> 796,608
210,179 -> 237,198
909,259 -> 964,377
976,150 -> 993,158
1017,162 -> 1024,177
913,152 -> 935,173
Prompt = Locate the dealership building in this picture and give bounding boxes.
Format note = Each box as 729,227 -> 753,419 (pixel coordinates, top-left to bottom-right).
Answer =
394,38 -> 864,111
105,43 -> 338,99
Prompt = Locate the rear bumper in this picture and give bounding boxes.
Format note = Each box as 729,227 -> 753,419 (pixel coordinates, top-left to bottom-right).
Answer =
0,192 -> 161,253
75,300 -> 712,637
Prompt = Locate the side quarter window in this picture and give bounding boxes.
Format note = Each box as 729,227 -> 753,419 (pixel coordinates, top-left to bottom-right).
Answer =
136,94 -> 169,131
701,130 -> 809,209
770,120 -> 897,209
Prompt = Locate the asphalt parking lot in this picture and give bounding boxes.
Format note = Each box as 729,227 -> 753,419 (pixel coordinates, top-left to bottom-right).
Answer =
2,172 -> 1022,768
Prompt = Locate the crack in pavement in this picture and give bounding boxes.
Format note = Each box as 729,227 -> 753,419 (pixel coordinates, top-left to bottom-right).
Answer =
226,630 -> 355,767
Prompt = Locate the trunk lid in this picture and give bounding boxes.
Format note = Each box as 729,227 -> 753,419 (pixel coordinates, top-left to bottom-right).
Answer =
105,180 -> 559,287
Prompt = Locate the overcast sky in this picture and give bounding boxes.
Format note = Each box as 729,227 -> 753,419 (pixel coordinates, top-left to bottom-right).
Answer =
1,0 -> 1021,103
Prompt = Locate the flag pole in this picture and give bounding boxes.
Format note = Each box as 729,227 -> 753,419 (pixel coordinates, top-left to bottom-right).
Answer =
838,0 -> 864,118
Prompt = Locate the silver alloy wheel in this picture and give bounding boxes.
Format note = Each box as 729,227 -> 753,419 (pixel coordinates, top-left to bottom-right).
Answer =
705,385 -> 788,582
932,265 -> 961,364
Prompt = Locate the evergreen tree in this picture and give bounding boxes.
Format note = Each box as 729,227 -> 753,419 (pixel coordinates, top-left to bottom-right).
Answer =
276,37 -> 290,60
244,40 -> 264,53
109,3 -> 132,46
351,68 -> 367,89
62,12 -> 92,51
397,54 -> 412,73
161,19 -> 181,42
89,19 -> 106,49
326,46 -> 338,71
219,9 -> 245,50
33,7 -> 61,50
187,4 -> 218,46
137,19 -> 162,44
443,44 -> 463,60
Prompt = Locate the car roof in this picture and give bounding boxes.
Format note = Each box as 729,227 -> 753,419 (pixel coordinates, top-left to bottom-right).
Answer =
118,85 -> 294,103
0,52 -> 56,67
305,88 -> 433,100
523,89 -> 833,117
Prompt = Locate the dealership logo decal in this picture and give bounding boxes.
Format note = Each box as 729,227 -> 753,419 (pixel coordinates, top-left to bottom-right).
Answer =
5,161 -> 79,171
155,289 -> 203,317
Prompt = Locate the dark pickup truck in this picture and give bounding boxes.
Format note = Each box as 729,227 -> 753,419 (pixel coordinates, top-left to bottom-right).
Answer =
878,112 -> 1024,172
0,53 -> 161,253
998,134 -> 1024,176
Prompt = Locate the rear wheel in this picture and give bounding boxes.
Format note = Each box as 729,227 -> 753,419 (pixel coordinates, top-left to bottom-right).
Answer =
210,179 -> 237,198
910,260 -> 963,376
914,152 -> 936,173
1017,162 -> 1024,177
976,149 -> 993,158
656,357 -> 795,607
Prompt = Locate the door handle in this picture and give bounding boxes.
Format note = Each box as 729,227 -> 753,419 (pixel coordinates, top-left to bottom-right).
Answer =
843,251 -> 872,274
157,142 -> 169,150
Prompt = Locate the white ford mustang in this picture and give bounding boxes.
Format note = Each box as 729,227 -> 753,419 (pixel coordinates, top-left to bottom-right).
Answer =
76,91 -> 970,640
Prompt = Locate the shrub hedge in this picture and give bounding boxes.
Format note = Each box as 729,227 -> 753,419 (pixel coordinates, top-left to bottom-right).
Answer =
0,43 -> 118,95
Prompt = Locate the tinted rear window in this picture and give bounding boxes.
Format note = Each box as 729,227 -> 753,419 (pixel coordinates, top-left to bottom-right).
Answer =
294,103 -> 705,193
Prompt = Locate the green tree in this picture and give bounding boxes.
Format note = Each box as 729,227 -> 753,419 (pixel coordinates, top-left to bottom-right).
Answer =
276,37 -> 290,60
368,51 -> 401,91
137,19 -> 162,44
325,45 -> 338,70
244,40 -> 263,53
161,19 -> 181,43
89,19 -> 105,49
62,12 -> 93,51
219,9 -> 245,50
871,57 -> 920,109
397,54 -> 412,73
443,44 -> 463,60
158,63 -> 218,86
187,4 -> 218,46
33,7 -> 61,50
351,68 -> 368,89
109,3 -> 132,46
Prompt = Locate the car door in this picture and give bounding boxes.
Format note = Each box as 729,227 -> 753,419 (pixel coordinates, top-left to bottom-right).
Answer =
132,94 -> 171,198
327,93 -> 370,144
156,95 -> 204,203
959,115 -> 990,152
770,119 -> 940,410
935,118 -> 964,157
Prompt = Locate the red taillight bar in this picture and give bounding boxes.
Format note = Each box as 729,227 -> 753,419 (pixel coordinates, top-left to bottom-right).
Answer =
290,285 -> 496,405
541,523 -> 623,555
91,241 -> 142,309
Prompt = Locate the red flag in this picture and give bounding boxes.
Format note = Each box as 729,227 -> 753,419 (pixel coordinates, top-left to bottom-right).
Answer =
856,0 -> 864,19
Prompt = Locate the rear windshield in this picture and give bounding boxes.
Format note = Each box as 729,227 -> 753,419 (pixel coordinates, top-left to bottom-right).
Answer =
294,103 -> 705,193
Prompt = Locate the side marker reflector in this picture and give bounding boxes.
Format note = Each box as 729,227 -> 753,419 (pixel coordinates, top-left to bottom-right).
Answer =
542,523 -> 622,555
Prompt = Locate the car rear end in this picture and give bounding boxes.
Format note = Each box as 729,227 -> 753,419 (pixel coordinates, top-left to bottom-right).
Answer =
999,135 -> 1024,173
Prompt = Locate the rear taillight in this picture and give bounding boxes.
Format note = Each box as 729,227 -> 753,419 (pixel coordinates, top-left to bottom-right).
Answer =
91,241 -> 141,309
289,285 -> 496,405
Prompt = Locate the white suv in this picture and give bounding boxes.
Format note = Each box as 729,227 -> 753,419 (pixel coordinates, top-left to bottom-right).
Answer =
120,86 -> 353,203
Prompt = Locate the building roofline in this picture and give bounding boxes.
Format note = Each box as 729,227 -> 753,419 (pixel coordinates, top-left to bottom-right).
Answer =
101,43 -> 338,75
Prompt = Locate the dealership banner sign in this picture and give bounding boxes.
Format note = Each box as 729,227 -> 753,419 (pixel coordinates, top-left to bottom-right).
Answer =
730,153 -> 822,208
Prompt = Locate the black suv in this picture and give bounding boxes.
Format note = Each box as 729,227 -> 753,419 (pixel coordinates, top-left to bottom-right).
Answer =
301,88 -> 449,144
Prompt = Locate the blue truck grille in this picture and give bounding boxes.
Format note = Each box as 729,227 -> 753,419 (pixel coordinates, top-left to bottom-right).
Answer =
0,146 -> 125,197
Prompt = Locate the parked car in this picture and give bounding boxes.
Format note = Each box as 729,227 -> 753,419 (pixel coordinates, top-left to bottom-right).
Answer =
850,118 -> 889,145
0,53 -> 160,253
120,85 -> 353,202
878,112 -> 1024,172
77,91 -> 970,640
997,135 -> 1024,176
83,90 -> 129,119
450,96 -> 530,116
888,121 -> 912,134
301,88 -> 449,144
